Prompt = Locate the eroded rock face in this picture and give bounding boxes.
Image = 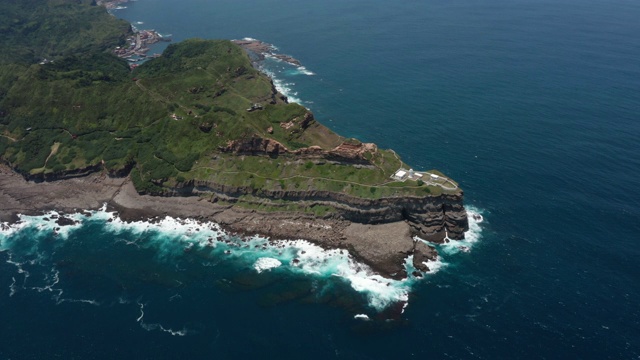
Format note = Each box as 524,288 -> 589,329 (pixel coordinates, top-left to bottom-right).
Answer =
300,112 -> 315,129
412,240 -> 437,272
343,222 -> 414,280
171,179 -> 469,242
327,142 -> 377,164
219,134 -> 379,165
220,136 -> 289,155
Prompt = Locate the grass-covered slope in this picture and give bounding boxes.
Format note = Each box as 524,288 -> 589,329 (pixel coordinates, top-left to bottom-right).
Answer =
0,0 -> 459,202
0,0 -> 130,64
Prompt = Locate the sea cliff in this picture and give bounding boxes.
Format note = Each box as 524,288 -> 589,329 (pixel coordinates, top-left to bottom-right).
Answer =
0,0 -> 469,280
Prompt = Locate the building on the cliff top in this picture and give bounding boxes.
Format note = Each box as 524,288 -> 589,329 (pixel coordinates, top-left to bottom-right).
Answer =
392,169 -> 408,181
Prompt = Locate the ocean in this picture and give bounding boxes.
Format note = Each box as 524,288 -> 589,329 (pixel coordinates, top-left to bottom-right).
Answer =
1,0 -> 639,358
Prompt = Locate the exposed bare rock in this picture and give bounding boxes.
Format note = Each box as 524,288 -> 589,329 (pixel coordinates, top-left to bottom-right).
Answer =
280,120 -> 295,130
218,135 -> 379,166
220,136 -> 289,155
0,158 -> 468,280
412,240 -> 437,272
232,39 -> 302,67
343,222 -> 414,279
199,122 -> 213,133
293,145 -> 324,156
300,112 -> 315,129
327,142 -> 377,164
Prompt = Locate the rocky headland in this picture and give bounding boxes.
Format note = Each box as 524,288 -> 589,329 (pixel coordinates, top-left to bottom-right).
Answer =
0,161 -> 466,280
0,1 -> 469,281
232,39 -> 303,67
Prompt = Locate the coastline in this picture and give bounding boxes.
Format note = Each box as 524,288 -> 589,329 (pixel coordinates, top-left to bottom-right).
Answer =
0,3 -> 465,282
0,165 -> 427,279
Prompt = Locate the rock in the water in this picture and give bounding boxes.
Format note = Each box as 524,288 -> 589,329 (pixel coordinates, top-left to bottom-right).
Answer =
55,216 -> 76,226
413,240 -> 437,272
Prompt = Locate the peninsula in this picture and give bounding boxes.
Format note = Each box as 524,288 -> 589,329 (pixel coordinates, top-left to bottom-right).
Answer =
0,0 -> 468,279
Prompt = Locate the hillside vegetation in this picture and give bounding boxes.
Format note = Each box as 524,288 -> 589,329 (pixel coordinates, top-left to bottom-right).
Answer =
0,0 -> 129,64
0,0 -> 457,201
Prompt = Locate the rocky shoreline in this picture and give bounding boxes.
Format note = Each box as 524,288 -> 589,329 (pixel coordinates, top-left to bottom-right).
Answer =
0,165 -> 447,279
232,39 -> 303,67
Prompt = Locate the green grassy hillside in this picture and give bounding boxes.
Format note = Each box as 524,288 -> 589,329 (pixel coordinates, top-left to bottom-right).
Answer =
0,0 -> 129,64
0,0 -> 458,200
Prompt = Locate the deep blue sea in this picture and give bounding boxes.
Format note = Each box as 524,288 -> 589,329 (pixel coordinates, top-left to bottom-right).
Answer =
2,0 -> 639,358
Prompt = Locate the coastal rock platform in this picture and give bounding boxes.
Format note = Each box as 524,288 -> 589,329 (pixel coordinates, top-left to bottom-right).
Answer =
0,165 -> 427,279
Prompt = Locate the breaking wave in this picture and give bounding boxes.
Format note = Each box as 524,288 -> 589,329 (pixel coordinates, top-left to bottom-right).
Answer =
0,204 -> 484,318
261,67 -> 303,105
258,52 -> 315,106
415,205 -> 485,263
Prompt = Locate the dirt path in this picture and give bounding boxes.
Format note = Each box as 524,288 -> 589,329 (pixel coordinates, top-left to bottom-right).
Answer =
43,142 -> 61,167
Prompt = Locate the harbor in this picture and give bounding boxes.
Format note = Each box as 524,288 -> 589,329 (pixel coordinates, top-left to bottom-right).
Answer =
113,28 -> 170,66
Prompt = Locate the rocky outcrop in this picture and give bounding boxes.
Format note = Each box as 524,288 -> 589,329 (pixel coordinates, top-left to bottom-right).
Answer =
412,240 -> 438,272
327,142 -> 377,164
299,112 -> 315,129
279,112 -> 315,131
17,163 -> 105,183
220,136 -> 289,155
220,134 -> 378,165
232,39 -> 302,67
0,161 -> 468,279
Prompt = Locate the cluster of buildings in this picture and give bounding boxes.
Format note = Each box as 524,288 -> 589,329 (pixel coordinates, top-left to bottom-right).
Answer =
113,30 -> 168,65
391,168 -> 458,190
96,0 -> 130,10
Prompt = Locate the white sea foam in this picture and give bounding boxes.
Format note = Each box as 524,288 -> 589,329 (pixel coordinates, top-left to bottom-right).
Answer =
268,239 -> 412,310
9,277 -> 16,297
96,207 -> 414,310
0,208 -> 413,310
5,252 -> 31,289
254,257 -> 282,273
137,301 -> 188,336
423,256 -> 446,274
0,210 -> 83,241
415,205 -> 485,258
0,204 -> 487,312
58,298 -> 100,306
296,66 -> 315,76
439,206 -> 484,256
260,67 -> 303,105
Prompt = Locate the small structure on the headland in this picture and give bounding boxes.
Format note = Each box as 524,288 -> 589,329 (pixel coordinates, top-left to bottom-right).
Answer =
392,168 -> 423,182
392,168 -> 458,190
392,169 -> 408,181
246,103 -> 263,112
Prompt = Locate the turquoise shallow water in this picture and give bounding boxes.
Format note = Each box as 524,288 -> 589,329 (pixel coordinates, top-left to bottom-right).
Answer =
1,0 -> 639,358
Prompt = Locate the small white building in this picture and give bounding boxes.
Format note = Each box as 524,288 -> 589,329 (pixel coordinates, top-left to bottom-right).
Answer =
395,170 -> 407,178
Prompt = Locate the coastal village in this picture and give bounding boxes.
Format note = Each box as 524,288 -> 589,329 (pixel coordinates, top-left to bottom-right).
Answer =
97,0 -> 171,66
112,28 -> 170,67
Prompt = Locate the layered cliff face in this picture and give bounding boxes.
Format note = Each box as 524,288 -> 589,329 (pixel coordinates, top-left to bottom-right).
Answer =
168,178 -> 468,243
0,3 -> 470,280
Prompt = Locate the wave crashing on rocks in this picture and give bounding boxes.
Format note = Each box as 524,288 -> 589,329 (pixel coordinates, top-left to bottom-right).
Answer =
0,205 -> 484,315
